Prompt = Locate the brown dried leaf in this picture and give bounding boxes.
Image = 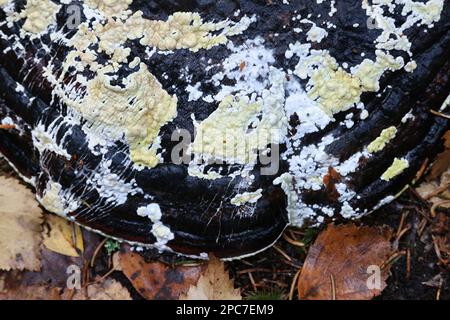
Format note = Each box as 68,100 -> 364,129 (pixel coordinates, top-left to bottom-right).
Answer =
417,169 -> 450,206
0,177 -> 43,271
0,285 -> 61,300
443,130 -> 450,149
428,150 -> 450,181
70,278 -> 131,300
118,249 -> 203,300
180,255 -> 241,300
298,223 -> 393,300
427,130 -> 450,180
43,214 -> 84,257
1,229 -> 103,289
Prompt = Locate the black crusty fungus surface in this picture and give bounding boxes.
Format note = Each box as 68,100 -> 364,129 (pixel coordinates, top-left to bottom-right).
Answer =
0,0 -> 449,258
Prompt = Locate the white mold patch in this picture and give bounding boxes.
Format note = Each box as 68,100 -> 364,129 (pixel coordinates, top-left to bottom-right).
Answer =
136,203 -> 175,250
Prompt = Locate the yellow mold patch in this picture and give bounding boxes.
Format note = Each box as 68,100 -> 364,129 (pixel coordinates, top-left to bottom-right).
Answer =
68,63 -> 177,168
191,69 -> 287,164
367,126 -> 397,153
381,158 -> 409,181
295,50 -> 404,115
70,10 -> 254,62
52,8 -> 254,168
192,95 -> 263,164
307,55 -> 361,115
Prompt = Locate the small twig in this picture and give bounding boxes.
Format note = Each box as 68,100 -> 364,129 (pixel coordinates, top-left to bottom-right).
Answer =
281,259 -> 302,269
0,124 -> 15,130
330,274 -> 336,300
240,260 -> 254,267
436,278 -> 443,300
237,268 -> 273,274
430,109 -> 450,119
381,251 -> 406,270
90,238 -> 108,268
289,268 -> 302,300
425,183 -> 450,201
415,158 -> 429,181
85,266 -> 117,287
417,207 -> 433,223
417,218 -> 428,237
259,279 -> 288,287
395,226 -> 411,244
431,235 -> 447,266
431,200 -> 450,218
247,272 -> 257,292
288,229 -> 305,237
406,248 -> 411,280
273,245 -> 293,262
283,233 -> 305,247
396,212 -> 409,239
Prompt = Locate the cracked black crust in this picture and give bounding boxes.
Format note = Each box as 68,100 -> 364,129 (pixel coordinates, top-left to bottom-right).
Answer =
0,1 -> 449,258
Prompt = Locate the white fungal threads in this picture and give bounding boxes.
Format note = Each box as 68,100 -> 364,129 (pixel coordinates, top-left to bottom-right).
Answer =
36,180 -> 80,217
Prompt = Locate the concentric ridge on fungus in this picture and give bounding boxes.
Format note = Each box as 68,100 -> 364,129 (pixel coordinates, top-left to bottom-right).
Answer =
0,0 -> 449,258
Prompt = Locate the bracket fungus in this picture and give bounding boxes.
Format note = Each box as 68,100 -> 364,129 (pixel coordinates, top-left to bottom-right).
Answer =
0,0 -> 448,258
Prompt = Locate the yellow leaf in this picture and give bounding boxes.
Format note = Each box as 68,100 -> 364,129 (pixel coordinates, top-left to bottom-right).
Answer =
43,214 -> 84,257
180,255 -> 241,300
0,177 -> 43,271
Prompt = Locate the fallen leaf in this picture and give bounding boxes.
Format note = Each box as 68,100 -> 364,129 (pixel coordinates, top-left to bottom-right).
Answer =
70,278 -> 131,300
0,285 -> 61,300
0,177 -> 43,271
417,169 -> 450,207
118,249 -> 203,300
181,255 -> 241,300
0,230 -> 104,291
298,223 -> 393,300
427,130 -> 450,180
43,214 -> 84,257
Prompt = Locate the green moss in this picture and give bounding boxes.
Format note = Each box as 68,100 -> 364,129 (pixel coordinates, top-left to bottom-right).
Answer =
105,239 -> 120,255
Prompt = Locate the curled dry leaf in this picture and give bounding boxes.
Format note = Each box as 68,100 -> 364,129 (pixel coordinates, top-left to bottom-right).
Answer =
298,223 -> 393,300
0,177 -> 43,271
43,214 -> 84,257
117,249 -> 203,300
180,255 -> 241,300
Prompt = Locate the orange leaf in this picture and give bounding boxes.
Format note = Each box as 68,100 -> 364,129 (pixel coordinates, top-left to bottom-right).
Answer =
298,223 -> 393,300
118,249 -> 203,300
